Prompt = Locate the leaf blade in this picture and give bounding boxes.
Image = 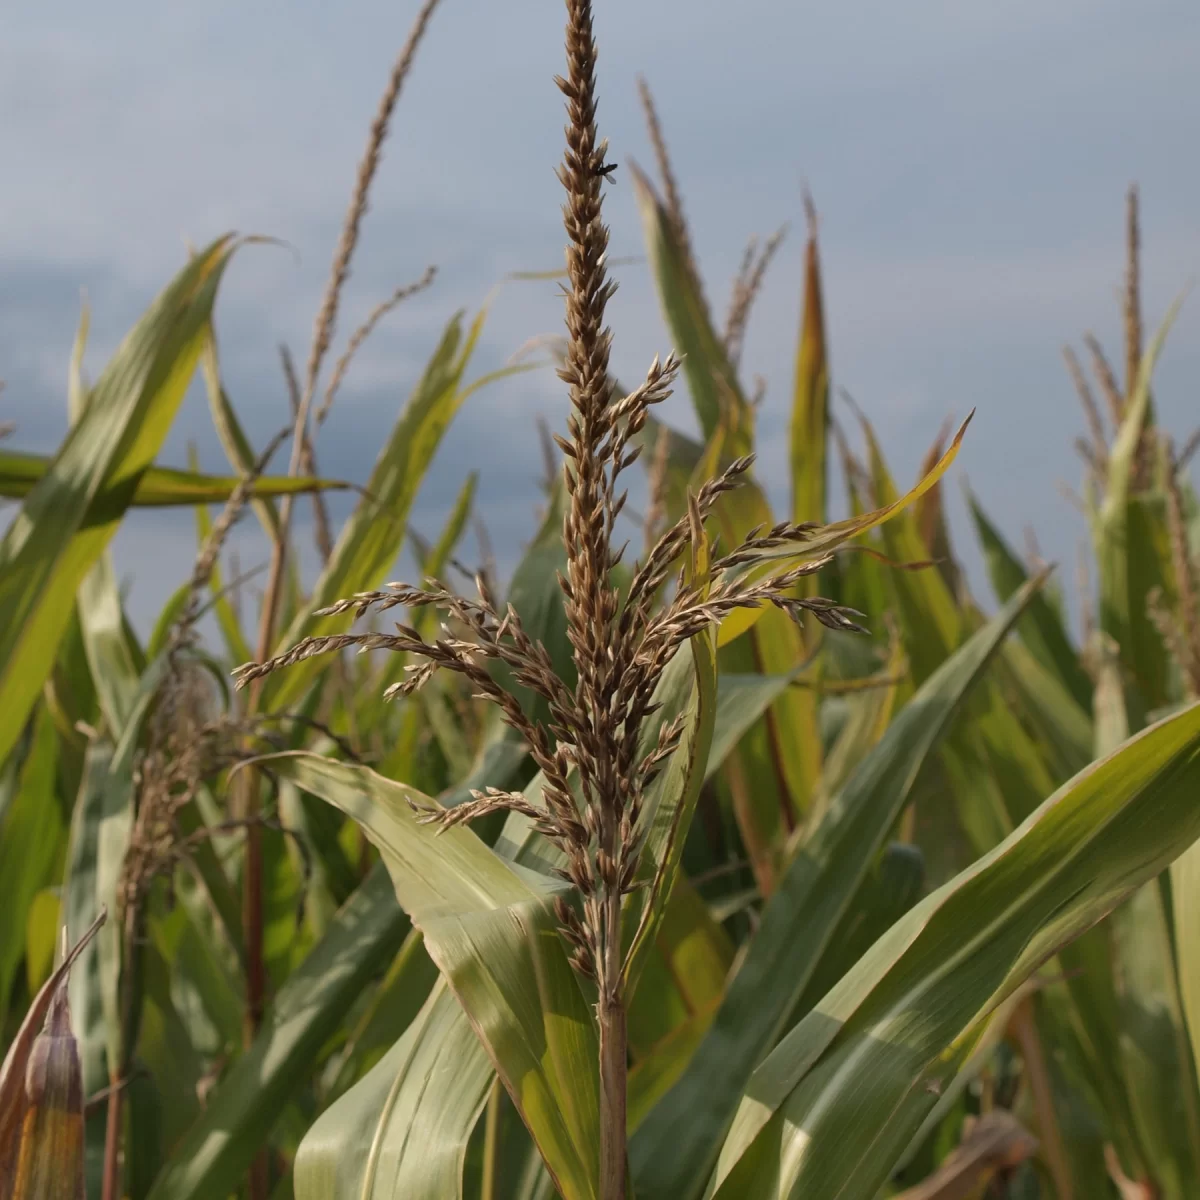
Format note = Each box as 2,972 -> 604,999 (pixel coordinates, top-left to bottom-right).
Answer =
710,700 -> 1200,1200
629,575 -> 1046,1199
0,237 -> 238,766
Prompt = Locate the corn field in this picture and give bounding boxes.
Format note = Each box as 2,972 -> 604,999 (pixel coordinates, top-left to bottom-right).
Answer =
3,2 -> 1200,1198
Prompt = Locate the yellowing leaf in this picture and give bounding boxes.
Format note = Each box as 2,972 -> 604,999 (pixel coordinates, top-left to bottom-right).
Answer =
716,413 -> 973,647
0,451 -> 348,506
9,988 -> 86,1200
0,912 -> 105,1198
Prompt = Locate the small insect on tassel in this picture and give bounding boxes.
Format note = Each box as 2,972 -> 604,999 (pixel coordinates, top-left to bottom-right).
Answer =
0,912 -> 103,1200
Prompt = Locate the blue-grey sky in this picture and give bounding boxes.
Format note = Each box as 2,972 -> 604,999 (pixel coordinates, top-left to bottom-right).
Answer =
4,0 -> 1199,639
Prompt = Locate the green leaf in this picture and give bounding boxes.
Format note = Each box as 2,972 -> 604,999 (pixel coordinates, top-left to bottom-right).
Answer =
77,551 -> 145,737
68,295 -> 91,420
890,979 -> 1039,1179
62,741 -> 115,1194
708,699 -> 1200,1200
81,654 -> 176,1090
0,708 -> 64,1030
706,670 -> 820,781
623,626 -> 718,993
152,727 -> 533,1200
782,842 -> 925,1030
1095,297 -> 1186,708
708,441 -> 823,829
966,486 -> 1092,712
416,470 -> 478,584
0,450 -> 348,506
0,236 -> 238,767
628,576 -> 1045,1200
863,419 -> 961,679
24,890 -> 61,997
1174,841 -> 1200,1132
325,927 -> 440,1099
200,329 -> 285,542
809,639 -> 904,822
629,847 -> 922,1142
145,866 -> 411,1200
639,413 -> 823,850
868,424 -> 1056,847
149,899 -> 243,1059
133,935 -> 206,1160
995,640 -> 1094,780
716,415 -> 972,648
1109,876 -> 1200,1195
145,583 -> 190,663
41,607 -> 98,803
263,310 -> 485,712
831,429 -> 890,616
1051,923 -> 1150,1177
265,754 -> 602,1200
628,879 -> 734,1059
725,605 -> 822,834
630,163 -> 752,455
626,881 -> 736,1128
296,981 -> 493,1200
189,445 -> 254,666
790,215 -> 830,528
1177,806 -> 1200,1041
173,797 -> 245,965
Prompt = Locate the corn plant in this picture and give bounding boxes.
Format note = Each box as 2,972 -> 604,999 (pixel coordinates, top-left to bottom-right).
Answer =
3,2 -> 1200,1199
234,6 -> 1200,1200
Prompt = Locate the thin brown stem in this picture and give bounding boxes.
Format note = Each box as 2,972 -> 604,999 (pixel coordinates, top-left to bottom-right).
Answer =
1124,184 -> 1143,410
1008,998 -> 1073,1200
724,223 -> 788,367
1062,344 -> 1108,478
100,1072 -> 123,1200
1104,1145 -> 1160,1200
101,901 -> 146,1200
256,0 -> 445,669
316,265 -> 437,428
1083,332 -> 1125,432
598,885 -> 628,1199
237,12 -> 443,1198
302,0 -> 443,436
281,343 -> 366,754
280,344 -> 336,564
1177,427 -> 1200,472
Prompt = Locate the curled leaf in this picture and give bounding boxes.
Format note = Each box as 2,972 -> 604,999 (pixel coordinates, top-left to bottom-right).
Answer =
717,414 -> 972,646
0,911 -> 104,1199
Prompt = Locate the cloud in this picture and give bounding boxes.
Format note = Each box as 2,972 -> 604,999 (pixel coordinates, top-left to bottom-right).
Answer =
3,0 -> 1200,640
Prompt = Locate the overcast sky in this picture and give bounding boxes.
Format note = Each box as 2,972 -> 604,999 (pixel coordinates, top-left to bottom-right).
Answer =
3,0 -> 1199,639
